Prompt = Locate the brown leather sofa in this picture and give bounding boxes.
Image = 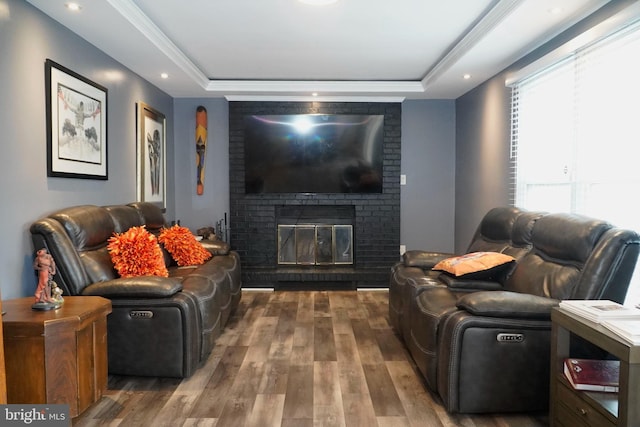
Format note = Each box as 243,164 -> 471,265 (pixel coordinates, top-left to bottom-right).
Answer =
390,207 -> 640,413
30,202 -> 241,378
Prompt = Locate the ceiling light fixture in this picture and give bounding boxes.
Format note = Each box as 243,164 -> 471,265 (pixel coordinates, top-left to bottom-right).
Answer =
548,7 -> 563,15
160,73 -> 169,79
298,0 -> 338,5
65,2 -> 82,11
463,74 -> 472,80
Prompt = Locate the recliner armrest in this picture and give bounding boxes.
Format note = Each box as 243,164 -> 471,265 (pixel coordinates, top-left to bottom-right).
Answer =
456,291 -> 559,319
200,239 -> 230,255
439,274 -> 504,291
403,250 -> 455,269
81,276 -> 183,298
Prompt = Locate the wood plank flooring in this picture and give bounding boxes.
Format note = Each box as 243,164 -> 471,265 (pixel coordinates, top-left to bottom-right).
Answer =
72,290 -> 549,427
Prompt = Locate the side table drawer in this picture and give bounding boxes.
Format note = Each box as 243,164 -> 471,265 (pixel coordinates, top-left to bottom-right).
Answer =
556,382 -> 615,427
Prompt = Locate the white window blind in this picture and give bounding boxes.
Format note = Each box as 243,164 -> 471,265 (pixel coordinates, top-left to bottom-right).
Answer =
510,20 -> 640,305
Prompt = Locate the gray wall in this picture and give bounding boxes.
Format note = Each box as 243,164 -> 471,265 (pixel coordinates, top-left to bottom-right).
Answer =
0,0 -> 174,299
454,78 -> 511,252
400,100 -> 456,253
173,99 -> 230,232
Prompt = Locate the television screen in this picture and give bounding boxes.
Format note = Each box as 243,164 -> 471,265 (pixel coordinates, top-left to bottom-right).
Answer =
244,114 -> 384,194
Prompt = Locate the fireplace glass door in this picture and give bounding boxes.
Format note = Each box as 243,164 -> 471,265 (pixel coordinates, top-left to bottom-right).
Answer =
295,226 -> 316,265
334,225 -> 353,264
316,226 -> 334,265
277,224 -> 352,265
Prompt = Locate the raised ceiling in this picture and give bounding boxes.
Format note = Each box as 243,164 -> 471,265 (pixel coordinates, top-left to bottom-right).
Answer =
26,0 -> 611,100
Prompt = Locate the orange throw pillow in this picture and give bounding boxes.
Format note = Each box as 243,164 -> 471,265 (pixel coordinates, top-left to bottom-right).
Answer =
433,251 -> 515,278
107,226 -> 168,277
159,225 -> 212,266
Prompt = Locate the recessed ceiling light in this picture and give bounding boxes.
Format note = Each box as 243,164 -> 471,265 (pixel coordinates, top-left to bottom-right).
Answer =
548,7 -> 563,15
463,74 -> 472,80
160,73 -> 169,79
299,0 -> 338,5
312,92 -> 318,97
65,2 -> 82,11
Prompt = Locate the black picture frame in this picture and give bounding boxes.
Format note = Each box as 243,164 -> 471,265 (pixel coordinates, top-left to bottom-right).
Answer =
136,102 -> 166,211
45,59 -> 108,179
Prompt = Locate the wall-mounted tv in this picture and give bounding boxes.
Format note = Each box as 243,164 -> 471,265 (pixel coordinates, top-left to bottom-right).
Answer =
244,114 -> 384,194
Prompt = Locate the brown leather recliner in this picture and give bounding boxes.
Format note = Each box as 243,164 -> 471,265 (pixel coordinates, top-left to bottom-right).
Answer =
390,207 -> 640,413
30,202 -> 241,378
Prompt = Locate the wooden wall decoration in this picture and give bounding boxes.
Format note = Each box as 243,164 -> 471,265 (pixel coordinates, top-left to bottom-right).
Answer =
195,106 -> 208,195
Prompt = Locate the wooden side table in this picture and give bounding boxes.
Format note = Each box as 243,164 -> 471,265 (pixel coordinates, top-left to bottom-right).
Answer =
1,296 -> 112,418
550,307 -> 640,426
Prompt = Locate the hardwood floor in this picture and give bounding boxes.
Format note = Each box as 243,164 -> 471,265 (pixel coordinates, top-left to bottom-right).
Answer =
73,290 -> 549,426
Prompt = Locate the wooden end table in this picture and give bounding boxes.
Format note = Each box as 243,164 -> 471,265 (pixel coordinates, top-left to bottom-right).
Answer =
550,307 -> 640,426
1,296 -> 112,418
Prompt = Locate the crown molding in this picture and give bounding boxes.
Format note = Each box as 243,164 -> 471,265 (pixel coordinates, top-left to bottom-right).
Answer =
208,79 -> 424,94
421,0 -> 523,88
106,0 -> 210,88
224,95 -> 406,102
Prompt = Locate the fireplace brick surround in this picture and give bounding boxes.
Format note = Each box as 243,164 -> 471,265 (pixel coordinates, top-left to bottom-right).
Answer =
229,101 -> 401,289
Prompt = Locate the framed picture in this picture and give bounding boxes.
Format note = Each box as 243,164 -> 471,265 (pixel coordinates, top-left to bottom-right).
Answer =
45,59 -> 108,179
136,102 -> 166,211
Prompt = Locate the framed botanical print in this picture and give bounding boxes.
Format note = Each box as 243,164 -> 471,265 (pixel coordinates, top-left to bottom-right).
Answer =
136,102 -> 166,211
45,59 -> 108,179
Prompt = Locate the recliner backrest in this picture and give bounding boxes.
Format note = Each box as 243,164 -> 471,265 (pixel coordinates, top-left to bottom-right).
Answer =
503,213 -> 640,302
501,211 -> 544,261
30,205 -> 117,296
104,205 -> 144,233
466,207 -> 524,254
128,202 -> 167,236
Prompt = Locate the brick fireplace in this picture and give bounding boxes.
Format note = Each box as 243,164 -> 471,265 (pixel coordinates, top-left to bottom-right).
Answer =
229,101 -> 401,289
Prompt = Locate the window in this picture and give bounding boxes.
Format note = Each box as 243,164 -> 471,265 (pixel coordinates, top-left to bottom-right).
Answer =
510,20 -> 640,305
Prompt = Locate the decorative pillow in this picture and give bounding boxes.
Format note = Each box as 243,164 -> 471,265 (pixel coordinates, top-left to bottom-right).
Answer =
158,225 -> 212,266
107,226 -> 168,278
432,251 -> 515,279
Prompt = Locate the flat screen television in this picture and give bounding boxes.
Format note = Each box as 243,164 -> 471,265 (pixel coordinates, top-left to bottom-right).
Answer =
244,114 -> 384,194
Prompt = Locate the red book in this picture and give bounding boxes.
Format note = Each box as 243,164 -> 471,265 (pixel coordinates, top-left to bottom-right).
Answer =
563,358 -> 620,392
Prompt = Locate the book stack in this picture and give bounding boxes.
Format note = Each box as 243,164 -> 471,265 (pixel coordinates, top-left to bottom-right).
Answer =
601,319 -> 640,345
558,300 -> 640,324
563,358 -> 620,392
560,299 -> 640,346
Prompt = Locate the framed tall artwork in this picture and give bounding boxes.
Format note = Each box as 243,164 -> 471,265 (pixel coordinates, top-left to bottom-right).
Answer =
136,102 -> 166,211
45,59 -> 108,179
